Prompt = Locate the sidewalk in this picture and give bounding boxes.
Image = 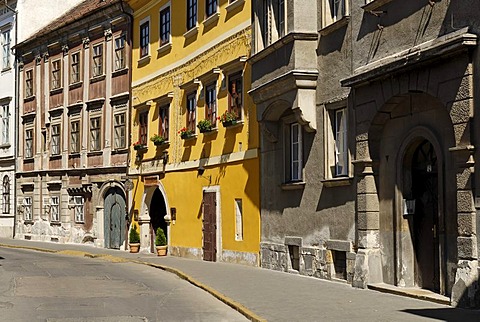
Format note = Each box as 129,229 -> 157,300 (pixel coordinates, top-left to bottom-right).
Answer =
1,238 -> 479,322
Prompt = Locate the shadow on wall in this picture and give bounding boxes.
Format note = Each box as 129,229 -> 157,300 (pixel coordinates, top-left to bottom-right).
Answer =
440,1 -> 480,37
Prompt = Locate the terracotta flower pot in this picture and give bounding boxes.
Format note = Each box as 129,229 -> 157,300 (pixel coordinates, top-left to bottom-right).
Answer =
129,243 -> 140,253
156,245 -> 167,256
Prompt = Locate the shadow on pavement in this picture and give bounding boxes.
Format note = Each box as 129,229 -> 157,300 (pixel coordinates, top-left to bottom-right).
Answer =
401,308 -> 480,321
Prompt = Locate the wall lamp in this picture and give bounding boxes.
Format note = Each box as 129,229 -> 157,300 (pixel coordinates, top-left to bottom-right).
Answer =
197,165 -> 211,184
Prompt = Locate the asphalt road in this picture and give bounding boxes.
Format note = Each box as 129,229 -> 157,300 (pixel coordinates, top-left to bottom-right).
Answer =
0,247 -> 248,322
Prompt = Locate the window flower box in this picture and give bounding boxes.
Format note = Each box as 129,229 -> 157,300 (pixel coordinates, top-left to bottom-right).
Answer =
179,127 -> 195,139
219,111 -> 239,128
197,119 -> 215,133
133,141 -> 147,151
150,134 -> 167,146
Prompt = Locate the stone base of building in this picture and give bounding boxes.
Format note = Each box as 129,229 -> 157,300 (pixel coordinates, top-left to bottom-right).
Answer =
15,220 -> 96,245
0,216 -> 14,238
169,246 -> 259,266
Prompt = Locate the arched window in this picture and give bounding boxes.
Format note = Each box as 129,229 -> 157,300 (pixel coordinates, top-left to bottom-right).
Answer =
2,176 -> 9,214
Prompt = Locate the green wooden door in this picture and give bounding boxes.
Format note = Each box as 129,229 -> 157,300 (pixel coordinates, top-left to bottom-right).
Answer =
104,188 -> 126,249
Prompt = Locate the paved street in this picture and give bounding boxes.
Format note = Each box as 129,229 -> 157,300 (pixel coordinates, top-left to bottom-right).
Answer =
1,238 -> 480,321
0,247 -> 247,322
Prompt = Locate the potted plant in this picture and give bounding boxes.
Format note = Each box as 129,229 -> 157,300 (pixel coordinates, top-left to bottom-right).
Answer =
178,127 -> 194,139
129,223 -> 141,253
133,140 -> 146,151
219,110 -> 238,127
150,133 -> 167,146
155,227 -> 167,256
197,119 -> 214,133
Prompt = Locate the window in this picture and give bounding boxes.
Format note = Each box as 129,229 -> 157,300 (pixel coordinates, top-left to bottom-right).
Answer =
73,196 -> 84,222
1,104 -> 9,145
70,52 -> 81,84
23,197 -> 32,221
258,0 -> 285,49
70,120 -> 80,153
205,83 -> 217,126
334,108 -> 348,176
139,111 -> 148,145
90,117 -> 101,151
187,0 -> 197,30
289,123 -> 302,182
159,6 -> 171,46
159,105 -> 169,141
51,124 -> 60,155
114,35 -> 126,70
51,59 -> 62,89
228,72 -> 243,118
186,92 -> 196,132
114,112 -> 126,149
25,129 -> 33,158
2,29 -> 10,70
323,0 -> 347,26
25,69 -> 33,97
92,44 -> 103,77
235,199 -> 243,241
2,176 -> 9,214
206,0 -> 217,17
50,196 -> 59,222
140,20 -> 150,58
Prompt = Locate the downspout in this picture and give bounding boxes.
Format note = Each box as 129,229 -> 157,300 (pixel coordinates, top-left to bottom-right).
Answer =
120,0 -> 134,250
5,0 -> 18,239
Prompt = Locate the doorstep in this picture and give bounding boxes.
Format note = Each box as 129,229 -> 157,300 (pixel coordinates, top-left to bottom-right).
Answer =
368,283 -> 451,306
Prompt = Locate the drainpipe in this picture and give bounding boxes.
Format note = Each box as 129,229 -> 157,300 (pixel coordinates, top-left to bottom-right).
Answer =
4,0 -> 18,239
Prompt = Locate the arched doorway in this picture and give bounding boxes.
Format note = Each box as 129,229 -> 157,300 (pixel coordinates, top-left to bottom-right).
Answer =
104,187 -> 126,249
149,188 -> 168,252
403,138 -> 441,292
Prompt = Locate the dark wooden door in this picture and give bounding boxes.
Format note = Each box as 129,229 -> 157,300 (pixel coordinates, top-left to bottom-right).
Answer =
412,140 -> 439,292
104,188 -> 126,249
202,191 -> 216,262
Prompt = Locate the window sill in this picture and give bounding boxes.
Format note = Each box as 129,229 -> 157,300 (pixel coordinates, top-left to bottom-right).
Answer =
226,0 -> 245,12
74,221 -> 85,224
223,120 -> 244,129
112,68 -> 128,77
50,87 -> 63,95
157,42 -> 172,55
23,220 -> 33,224
362,0 -> 394,12
87,151 -> 103,156
1,66 -> 12,73
322,176 -> 353,187
90,75 -> 106,83
200,128 -> 218,135
184,26 -> 199,39
0,143 -> 11,149
69,81 -> 83,90
138,55 -> 151,65
23,157 -> 34,162
281,181 -> 306,190
50,221 -> 61,226
24,95 -> 35,102
112,148 -> 128,154
181,134 -> 197,141
69,153 -> 81,157
49,154 -> 62,160
319,15 -> 350,36
203,12 -> 220,28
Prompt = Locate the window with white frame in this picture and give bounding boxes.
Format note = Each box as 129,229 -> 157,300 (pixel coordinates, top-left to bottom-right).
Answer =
2,29 -> 10,70
159,105 -> 169,141
50,196 -> 59,222
205,83 -> 217,126
114,112 -> 126,149
228,72 -> 242,119
334,108 -> 348,176
90,117 -> 101,151
73,196 -> 84,222
25,128 -> 33,158
25,69 -> 33,97
51,59 -> 62,90
70,52 -> 81,84
23,197 -> 32,221
323,0 -> 348,27
288,122 -> 303,182
140,19 -> 150,58
159,6 -> 171,46
1,104 -> 9,145
70,120 -> 80,153
114,35 -> 126,70
206,0 -> 218,17
2,176 -> 9,214
187,0 -> 197,30
235,198 -> 243,241
186,92 -> 196,132
92,43 -> 103,77
43,196 -> 50,217
258,0 -> 285,49
51,124 -> 60,155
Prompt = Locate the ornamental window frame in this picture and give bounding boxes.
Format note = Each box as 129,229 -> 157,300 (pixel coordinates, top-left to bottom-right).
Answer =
322,0 -> 349,28
2,175 -> 9,214
50,195 -> 60,222
73,195 -> 84,223
89,116 -> 101,151
70,119 -> 80,154
114,34 -> 126,71
51,123 -> 61,156
140,17 -> 150,58
25,127 -> 33,158
256,0 -> 286,50
186,92 -> 197,132
23,196 -> 32,221
1,28 -> 11,70
159,4 -> 171,46
139,110 -> 149,146
25,68 -> 34,98
114,111 -> 127,149
70,51 -> 81,84
1,103 -> 9,145
186,0 -> 198,31
205,82 -> 217,127
91,43 -> 104,78
51,58 -> 62,90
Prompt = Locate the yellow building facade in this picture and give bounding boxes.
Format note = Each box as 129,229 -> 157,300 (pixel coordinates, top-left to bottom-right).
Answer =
126,0 -> 260,265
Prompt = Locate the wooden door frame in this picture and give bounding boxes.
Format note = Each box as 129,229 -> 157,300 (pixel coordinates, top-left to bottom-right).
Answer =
202,186 -> 221,262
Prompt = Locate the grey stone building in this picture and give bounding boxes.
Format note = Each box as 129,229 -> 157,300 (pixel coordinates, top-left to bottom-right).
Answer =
14,0 -> 132,249
251,0 -> 480,307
